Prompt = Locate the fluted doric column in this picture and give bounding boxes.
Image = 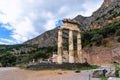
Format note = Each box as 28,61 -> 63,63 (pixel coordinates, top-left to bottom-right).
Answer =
69,30 -> 74,63
77,32 -> 82,63
57,29 -> 63,64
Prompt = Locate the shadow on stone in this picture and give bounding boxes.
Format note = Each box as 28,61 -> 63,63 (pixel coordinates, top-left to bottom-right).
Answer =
92,69 -> 107,77
24,62 -> 91,70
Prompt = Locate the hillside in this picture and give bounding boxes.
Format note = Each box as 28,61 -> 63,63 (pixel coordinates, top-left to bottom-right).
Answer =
25,28 -> 58,47
74,0 -> 120,30
1,20 -> 120,66
81,21 -> 120,64
24,0 -> 120,47
0,44 -> 57,66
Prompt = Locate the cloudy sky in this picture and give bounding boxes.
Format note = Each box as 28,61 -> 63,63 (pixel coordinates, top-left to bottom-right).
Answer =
0,0 -> 104,44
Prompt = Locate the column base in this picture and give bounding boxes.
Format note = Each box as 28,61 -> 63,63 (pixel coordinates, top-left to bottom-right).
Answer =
57,56 -> 62,64
69,56 -> 74,63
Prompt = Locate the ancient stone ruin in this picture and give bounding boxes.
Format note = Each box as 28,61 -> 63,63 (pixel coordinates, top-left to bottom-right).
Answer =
57,19 -> 82,64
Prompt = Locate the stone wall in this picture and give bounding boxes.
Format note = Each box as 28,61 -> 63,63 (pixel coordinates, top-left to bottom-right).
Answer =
52,47 -> 120,64
82,48 -> 113,64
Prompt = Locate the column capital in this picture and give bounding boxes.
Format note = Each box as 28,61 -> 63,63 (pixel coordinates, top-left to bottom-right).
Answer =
58,27 -> 63,30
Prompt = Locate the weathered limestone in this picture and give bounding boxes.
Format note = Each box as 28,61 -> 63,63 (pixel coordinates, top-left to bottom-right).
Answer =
69,30 -> 74,63
52,53 -> 57,62
63,51 -> 69,62
77,32 -> 82,63
57,29 -> 63,64
57,19 -> 82,64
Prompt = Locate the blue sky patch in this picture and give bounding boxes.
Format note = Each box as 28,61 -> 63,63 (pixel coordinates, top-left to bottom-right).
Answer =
55,19 -> 63,27
0,22 -> 12,39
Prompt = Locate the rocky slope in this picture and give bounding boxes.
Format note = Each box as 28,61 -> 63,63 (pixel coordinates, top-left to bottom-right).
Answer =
24,0 -> 120,47
25,28 -> 58,47
74,0 -> 120,30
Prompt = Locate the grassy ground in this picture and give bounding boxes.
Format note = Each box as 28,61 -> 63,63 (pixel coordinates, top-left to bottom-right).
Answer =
77,65 -> 98,70
101,77 -> 107,80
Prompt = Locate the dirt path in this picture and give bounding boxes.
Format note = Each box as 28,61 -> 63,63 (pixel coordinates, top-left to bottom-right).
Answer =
0,67 -> 101,80
0,67 -> 73,80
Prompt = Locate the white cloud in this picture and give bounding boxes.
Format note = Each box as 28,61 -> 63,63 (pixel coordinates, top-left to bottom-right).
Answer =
0,38 -> 16,44
0,0 -> 21,23
81,0 -> 104,16
0,42 -> 6,44
44,19 -> 56,30
58,6 -> 70,15
11,17 -> 39,42
0,0 -> 104,44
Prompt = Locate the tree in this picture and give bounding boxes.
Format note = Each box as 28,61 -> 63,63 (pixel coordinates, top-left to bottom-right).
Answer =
117,37 -> 120,42
91,34 -> 103,42
0,53 -> 16,67
116,29 -> 120,36
91,34 -> 103,46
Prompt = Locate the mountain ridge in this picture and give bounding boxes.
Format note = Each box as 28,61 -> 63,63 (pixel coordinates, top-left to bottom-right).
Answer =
24,0 -> 120,47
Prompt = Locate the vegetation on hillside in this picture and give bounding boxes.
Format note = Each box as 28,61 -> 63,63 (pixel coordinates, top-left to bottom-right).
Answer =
0,21 -> 120,67
81,21 -> 120,47
0,44 -> 57,67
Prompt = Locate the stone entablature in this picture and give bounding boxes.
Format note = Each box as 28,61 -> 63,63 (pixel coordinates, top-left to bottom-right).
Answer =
59,19 -> 80,32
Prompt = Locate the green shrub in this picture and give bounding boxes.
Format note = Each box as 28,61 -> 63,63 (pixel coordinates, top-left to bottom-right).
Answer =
102,39 -> 109,47
75,70 -> 81,73
101,77 -> 107,80
90,34 -> 103,46
115,70 -> 119,77
89,43 -> 93,47
117,37 -> 120,42
0,53 -> 16,67
91,34 -> 103,42
116,29 -> 120,36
